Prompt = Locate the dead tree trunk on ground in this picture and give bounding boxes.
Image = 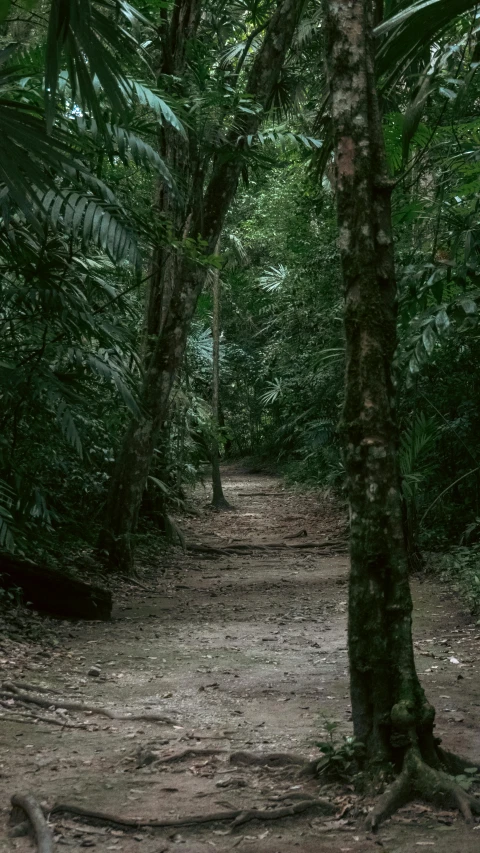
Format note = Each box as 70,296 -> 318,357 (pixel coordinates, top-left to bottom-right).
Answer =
323,0 -> 480,827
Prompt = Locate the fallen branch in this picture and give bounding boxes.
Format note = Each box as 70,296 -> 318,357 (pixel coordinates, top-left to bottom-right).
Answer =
50,797 -> 334,829
11,794 -> 54,853
2,682 -> 176,724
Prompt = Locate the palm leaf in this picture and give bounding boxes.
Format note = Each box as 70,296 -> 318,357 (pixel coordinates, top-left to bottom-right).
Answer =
129,80 -> 186,137
376,0 -> 480,78
44,0 -> 149,132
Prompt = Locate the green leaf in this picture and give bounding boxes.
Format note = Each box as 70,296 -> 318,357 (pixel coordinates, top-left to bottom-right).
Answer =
0,0 -> 11,23
130,81 -> 186,138
422,325 -> 436,355
148,476 -> 169,495
435,308 -> 450,333
460,298 -> 477,315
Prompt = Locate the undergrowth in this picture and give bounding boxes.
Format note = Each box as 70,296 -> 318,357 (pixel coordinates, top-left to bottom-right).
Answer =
433,545 -> 480,617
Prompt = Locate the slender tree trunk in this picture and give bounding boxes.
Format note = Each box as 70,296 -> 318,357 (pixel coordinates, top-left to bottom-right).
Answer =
100,0 -> 304,572
210,243 -> 231,509
323,0 -> 479,829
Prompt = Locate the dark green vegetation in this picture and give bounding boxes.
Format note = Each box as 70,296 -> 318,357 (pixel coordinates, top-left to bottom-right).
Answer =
1,0 -> 480,829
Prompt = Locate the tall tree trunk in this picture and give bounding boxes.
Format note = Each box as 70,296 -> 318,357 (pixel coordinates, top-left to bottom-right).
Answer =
100,0 -> 304,572
210,243 -> 231,509
323,0 -> 479,829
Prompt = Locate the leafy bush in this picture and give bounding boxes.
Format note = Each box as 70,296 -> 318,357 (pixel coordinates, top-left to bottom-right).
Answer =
434,546 -> 480,615
314,719 -> 365,781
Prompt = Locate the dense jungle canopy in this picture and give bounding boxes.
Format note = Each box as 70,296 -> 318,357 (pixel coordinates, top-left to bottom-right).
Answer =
1,0 -> 480,844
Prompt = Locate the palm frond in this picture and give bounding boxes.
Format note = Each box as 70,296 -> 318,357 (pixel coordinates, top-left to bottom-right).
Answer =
376,0 -> 480,79
258,264 -> 288,292
129,80 -> 186,137
44,0 -> 149,132
38,189 -> 139,265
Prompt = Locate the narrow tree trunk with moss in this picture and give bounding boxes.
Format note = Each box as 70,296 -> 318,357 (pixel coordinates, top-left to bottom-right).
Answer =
100,0 -> 303,573
210,244 -> 231,509
323,0 -> 479,827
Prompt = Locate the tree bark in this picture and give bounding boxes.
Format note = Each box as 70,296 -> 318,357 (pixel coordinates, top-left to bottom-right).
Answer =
322,5 -> 480,828
100,0 -> 304,572
210,242 -> 231,509
322,0 -> 436,768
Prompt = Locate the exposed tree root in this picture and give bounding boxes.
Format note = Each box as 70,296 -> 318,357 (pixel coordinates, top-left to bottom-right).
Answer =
230,750 -> 311,769
11,794 -> 54,853
1,682 -> 176,724
50,797 -> 335,830
0,703 -> 87,729
8,681 -> 62,695
145,747 -> 227,765
367,747 -> 480,831
187,539 -> 346,557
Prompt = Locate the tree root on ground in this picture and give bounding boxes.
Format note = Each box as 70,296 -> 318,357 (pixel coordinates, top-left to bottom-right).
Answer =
137,746 -> 227,767
1,682 -> 176,724
187,540 -> 346,557
154,747 -> 227,763
230,751 -> 317,774
11,794 -> 54,853
8,681 -> 62,695
0,703 -> 87,729
367,746 -> 480,831
50,797 -> 335,830
230,751 -> 307,767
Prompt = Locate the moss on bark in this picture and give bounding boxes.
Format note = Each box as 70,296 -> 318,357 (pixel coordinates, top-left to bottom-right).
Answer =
322,0 -> 478,826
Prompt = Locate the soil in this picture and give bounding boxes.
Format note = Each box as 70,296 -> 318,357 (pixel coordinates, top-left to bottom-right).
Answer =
1,466 -> 480,853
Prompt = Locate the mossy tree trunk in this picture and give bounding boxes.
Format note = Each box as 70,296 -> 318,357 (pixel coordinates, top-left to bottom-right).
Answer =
99,0 -> 304,573
322,0 -> 479,828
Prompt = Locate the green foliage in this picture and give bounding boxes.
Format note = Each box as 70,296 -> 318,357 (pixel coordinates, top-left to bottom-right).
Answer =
435,546 -> 480,614
315,719 -> 365,781
454,767 -> 480,791
399,412 -> 440,499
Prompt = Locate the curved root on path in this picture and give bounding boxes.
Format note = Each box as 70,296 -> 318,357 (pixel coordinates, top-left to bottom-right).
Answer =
230,750 -> 319,776
367,746 -> 480,831
1,681 -> 176,725
11,794 -> 54,853
50,797 -> 335,830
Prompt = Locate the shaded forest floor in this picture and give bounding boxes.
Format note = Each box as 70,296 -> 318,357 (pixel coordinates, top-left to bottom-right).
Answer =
1,465 -> 480,852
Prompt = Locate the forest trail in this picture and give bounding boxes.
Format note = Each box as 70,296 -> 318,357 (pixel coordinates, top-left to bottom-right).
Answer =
1,466 -> 480,852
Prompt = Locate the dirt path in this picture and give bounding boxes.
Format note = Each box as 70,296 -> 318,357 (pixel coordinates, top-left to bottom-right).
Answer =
1,467 -> 480,852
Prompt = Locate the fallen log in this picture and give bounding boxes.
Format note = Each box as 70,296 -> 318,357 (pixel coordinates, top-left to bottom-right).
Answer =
0,554 -> 112,620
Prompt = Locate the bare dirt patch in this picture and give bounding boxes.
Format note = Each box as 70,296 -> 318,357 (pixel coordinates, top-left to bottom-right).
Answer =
1,467 -> 480,852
